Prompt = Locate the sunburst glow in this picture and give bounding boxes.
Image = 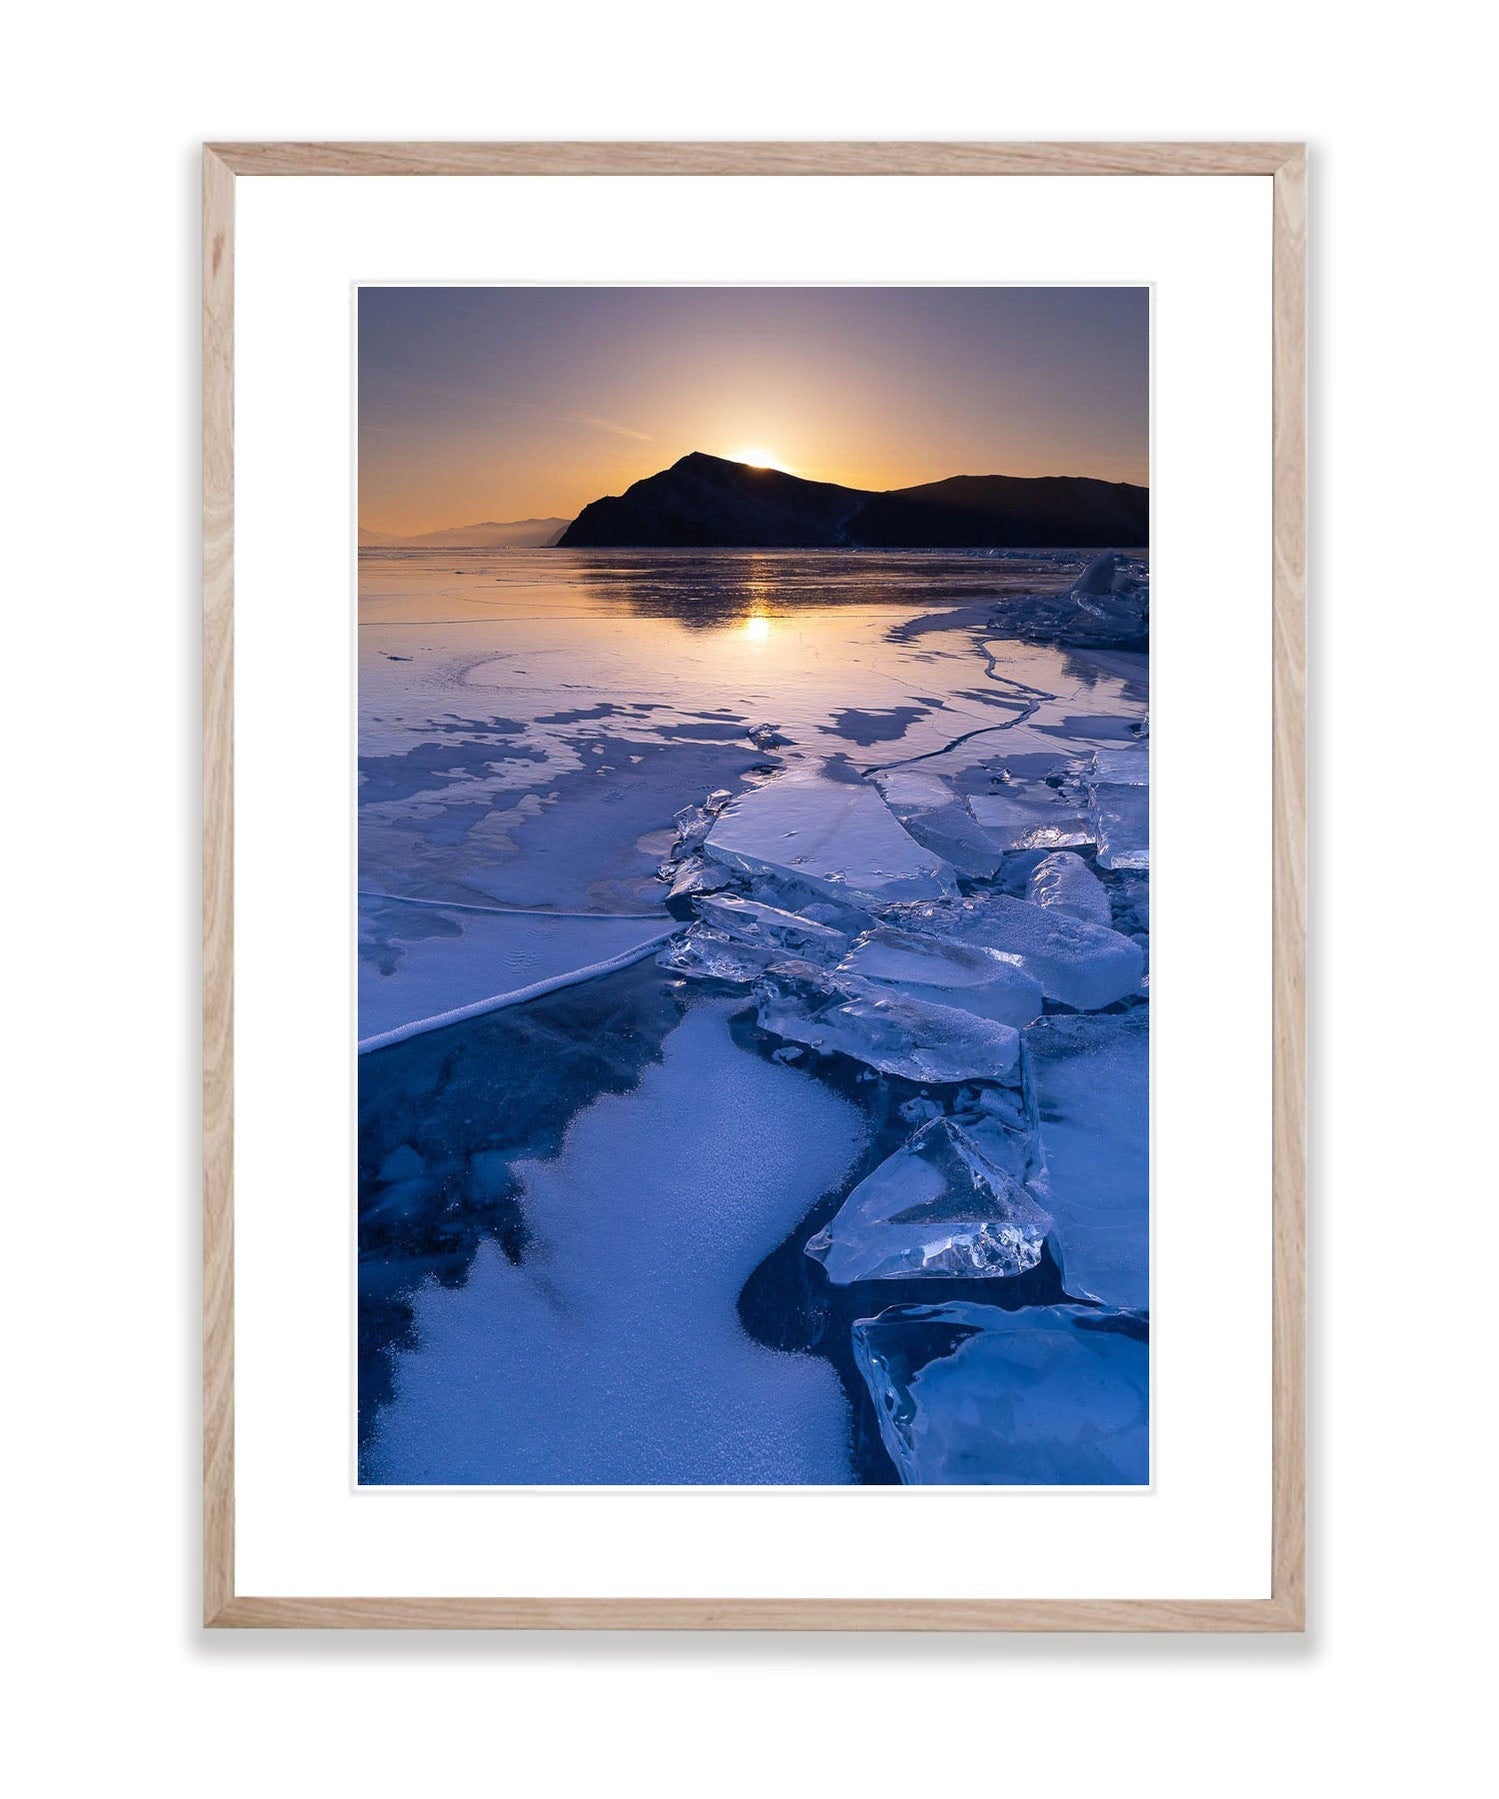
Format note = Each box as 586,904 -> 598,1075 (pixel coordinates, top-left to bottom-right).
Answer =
742,614 -> 772,642
726,446 -> 792,473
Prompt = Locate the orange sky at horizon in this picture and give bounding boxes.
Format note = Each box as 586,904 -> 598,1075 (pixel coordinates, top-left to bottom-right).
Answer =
359,287 -> 1150,536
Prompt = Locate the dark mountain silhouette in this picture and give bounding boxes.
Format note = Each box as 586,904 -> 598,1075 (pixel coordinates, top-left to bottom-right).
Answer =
557,453 -> 1147,549
849,474 -> 1148,549
558,453 -> 865,548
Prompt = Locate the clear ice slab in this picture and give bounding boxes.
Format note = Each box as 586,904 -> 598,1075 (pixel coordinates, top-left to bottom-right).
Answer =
837,925 -> 1044,1027
1090,747 -> 1150,784
755,959 -> 1021,1085
1025,1010 -> 1149,1310
870,771 -> 1006,879
693,891 -> 850,963
1004,552 -> 1150,652
1025,851 -> 1113,928
882,892 -> 1145,1011
805,1116 -> 1053,1283
671,788 -> 735,853
852,1301 -> 1149,1485
666,853 -> 734,900
704,769 -> 959,910
1088,747 -> 1150,871
965,778 -> 1094,854
657,925 -> 771,986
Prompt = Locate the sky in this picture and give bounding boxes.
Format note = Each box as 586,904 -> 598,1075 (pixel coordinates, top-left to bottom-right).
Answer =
358,286 -> 1149,536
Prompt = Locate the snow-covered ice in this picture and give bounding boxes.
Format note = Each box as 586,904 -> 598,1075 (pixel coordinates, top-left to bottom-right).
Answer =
836,925 -> 1044,1027
805,1116 -> 1052,1283
704,769 -> 959,910
852,1302 -> 1149,1484
364,998 -> 867,1483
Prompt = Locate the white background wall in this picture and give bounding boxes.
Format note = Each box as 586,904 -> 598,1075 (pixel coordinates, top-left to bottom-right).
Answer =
5,4 -> 1492,1793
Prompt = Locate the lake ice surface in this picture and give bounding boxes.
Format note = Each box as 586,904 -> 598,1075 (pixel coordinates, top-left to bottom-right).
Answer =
358,549 -> 1145,1042
358,548 -> 1149,1483
364,998 -> 866,1484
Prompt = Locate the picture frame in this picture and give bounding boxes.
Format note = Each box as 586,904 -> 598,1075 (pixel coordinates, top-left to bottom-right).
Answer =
204,140 -> 1306,1630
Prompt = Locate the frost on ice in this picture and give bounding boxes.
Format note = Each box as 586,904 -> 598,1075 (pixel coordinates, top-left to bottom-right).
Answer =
805,1116 -> 1053,1283
365,1000 -> 867,1484
852,1302 -> 1149,1485
704,769 -> 960,910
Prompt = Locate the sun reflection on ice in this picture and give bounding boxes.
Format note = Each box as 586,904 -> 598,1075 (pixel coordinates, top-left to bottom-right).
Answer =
742,614 -> 772,643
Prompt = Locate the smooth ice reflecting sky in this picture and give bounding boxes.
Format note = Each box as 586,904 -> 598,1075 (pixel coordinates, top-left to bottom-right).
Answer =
355,548 -> 1147,929
358,287 -> 1149,534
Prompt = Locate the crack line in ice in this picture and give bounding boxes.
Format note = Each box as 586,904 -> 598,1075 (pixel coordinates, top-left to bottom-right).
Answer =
357,930 -> 676,1056
860,713 -> 1038,778
859,638 -> 1057,777
358,888 -> 665,922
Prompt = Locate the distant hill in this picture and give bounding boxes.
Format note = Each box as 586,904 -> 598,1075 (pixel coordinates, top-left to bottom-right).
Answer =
557,453 -> 1148,550
358,517 -> 570,549
849,474 -> 1149,549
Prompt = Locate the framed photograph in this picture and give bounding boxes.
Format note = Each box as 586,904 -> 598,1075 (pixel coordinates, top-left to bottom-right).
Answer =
204,141 -> 1305,1629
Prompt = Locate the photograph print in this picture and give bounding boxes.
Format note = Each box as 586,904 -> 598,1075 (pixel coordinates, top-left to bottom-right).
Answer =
357,285 -> 1150,1487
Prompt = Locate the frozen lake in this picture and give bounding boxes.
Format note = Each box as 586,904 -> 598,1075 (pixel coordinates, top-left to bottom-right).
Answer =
358,547 -> 1150,1484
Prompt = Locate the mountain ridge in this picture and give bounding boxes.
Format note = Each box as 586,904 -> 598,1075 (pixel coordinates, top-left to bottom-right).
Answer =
557,453 -> 1148,549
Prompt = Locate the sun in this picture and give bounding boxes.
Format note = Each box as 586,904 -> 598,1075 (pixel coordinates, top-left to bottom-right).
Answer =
726,445 -> 792,473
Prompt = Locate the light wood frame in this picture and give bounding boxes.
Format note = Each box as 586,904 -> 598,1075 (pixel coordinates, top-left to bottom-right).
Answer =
203,140 -> 1306,1631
